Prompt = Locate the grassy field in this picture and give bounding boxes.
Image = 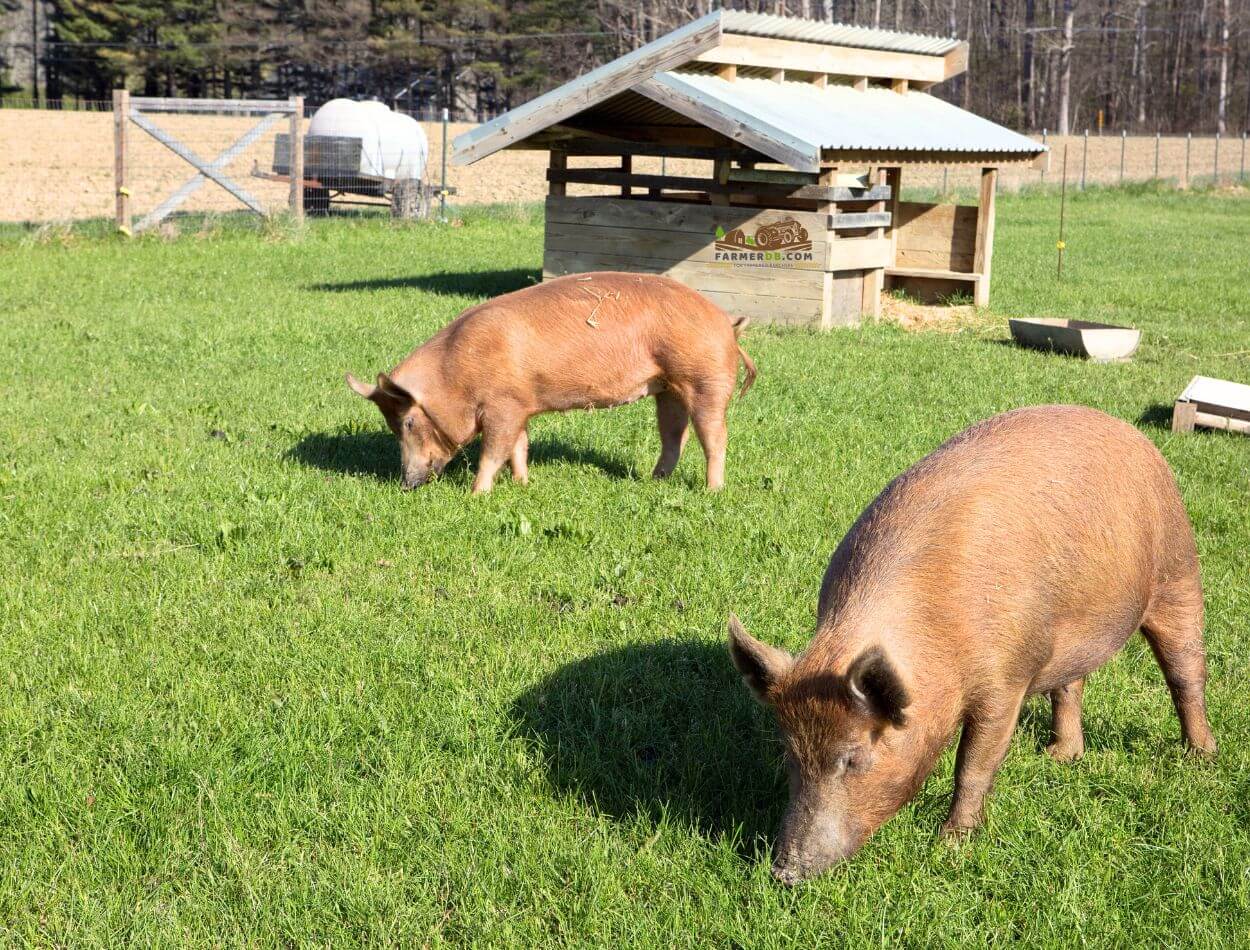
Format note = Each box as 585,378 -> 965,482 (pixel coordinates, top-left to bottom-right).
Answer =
1,189 -> 1248,945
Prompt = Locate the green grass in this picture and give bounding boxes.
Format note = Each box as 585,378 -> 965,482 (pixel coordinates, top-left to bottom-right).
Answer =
1,190 -> 1248,945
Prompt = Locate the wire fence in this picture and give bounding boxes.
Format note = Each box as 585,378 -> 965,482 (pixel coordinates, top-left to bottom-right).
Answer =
0,100 -> 1245,229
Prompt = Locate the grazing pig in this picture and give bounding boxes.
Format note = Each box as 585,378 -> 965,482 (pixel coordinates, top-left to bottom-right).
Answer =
728,405 -> 1216,885
346,271 -> 755,493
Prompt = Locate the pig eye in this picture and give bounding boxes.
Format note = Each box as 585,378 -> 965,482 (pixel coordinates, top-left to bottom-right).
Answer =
403,416 -> 416,433
841,750 -> 866,774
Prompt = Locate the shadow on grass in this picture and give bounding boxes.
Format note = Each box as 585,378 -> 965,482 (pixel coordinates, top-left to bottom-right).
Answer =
309,268 -> 539,299
1137,403 -> 1175,431
511,640 -> 784,848
287,429 -> 399,481
287,428 -> 636,484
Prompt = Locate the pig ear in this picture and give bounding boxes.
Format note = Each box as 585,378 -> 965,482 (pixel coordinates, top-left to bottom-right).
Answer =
375,373 -> 416,407
728,614 -> 793,704
844,647 -> 911,728
346,372 -> 376,399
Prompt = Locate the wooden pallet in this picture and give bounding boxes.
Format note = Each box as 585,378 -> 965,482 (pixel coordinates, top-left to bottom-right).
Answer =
1172,375 -> 1250,435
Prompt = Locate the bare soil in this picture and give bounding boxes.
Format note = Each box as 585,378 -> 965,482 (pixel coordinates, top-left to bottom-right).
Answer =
1,108 -> 1240,223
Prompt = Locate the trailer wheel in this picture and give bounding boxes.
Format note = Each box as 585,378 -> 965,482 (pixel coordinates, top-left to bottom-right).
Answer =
304,186 -> 331,216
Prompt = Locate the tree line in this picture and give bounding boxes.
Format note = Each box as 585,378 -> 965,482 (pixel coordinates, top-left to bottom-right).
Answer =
5,1 -> 1247,134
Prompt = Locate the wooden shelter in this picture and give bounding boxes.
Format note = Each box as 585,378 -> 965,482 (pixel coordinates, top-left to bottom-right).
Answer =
453,11 -> 1046,327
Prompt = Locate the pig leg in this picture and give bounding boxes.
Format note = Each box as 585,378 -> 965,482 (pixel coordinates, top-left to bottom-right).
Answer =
1140,580 -> 1217,756
510,428 -> 529,485
690,393 -> 731,491
941,693 -> 1027,836
652,392 -> 689,479
1046,679 -> 1086,762
473,417 -> 525,495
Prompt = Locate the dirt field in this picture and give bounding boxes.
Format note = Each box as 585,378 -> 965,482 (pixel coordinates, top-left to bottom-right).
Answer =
0,107 -> 1241,223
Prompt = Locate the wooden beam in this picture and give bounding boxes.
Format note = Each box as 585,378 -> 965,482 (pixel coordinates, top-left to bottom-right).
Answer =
696,32 -> 950,85
717,63 -> 737,81
769,69 -> 785,82
526,133 -> 760,162
545,167 -> 889,202
852,77 -> 868,92
727,167 -> 819,186
619,154 -> 632,197
129,96 -> 295,114
113,88 -> 130,234
548,151 -> 567,197
811,73 -> 828,89
891,78 -> 909,94
973,167 -> 998,307
943,42 -> 971,80
454,13 -> 722,165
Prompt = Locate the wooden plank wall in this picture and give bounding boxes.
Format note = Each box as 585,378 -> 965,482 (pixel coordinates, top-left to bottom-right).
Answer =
544,196 -> 839,325
893,201 -> 979,273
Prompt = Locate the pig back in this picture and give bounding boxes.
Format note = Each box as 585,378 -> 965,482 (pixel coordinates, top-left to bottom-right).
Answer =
817,406 -> 1195,688
436,273 -> 741,408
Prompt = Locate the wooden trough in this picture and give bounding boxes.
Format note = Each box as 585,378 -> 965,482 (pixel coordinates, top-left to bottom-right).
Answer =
452,10 -> 1046,328
1009,318 -> 1142,362
1172,376 -> 1250,435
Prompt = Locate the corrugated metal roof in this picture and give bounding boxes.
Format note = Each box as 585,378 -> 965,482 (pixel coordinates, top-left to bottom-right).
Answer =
645,73 -> 1044,168
721,10 -> 961,56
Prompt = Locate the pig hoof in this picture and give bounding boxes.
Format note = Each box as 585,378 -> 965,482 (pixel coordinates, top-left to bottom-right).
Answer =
938,821 -> 978,843
1045,740 -> 1085,763
1185,738 -> 1217,760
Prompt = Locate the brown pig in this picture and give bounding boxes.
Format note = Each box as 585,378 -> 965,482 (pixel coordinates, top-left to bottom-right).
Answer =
346,272 -> 755,493
729,405 -> 1216,885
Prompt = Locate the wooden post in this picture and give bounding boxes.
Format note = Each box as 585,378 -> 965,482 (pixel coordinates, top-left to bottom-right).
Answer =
853,77 -> 868,92
710,158 -> 730,206
620,154 -> 631,197
884,166 -> 902,267
1172,400 -> 1197,433
113,88 -> 130,235
973,167 -> 998,307
818,165 -> 837,329
549,150 -> 567,197
891,78 -> 909,94
289,96 -> 304,220
861,165 -> 885,318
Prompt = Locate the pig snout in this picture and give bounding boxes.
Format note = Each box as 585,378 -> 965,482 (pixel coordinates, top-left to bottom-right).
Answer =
770,800 -> 861,886
399,459 -> 444,490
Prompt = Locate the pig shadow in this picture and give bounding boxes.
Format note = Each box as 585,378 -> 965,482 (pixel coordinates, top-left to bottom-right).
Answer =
288,428 -> 636,484
510,640 -> 785,849
287,429 -> 399,481
309,268 -> 538,299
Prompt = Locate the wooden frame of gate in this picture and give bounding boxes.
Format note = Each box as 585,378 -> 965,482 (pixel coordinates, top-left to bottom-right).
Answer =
113,90 -> 304,234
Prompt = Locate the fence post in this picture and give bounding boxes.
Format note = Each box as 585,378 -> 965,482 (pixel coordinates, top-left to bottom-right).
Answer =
942,166 -> 948,195
1183,132 -> 1191,189
1080,129 -> 1088,190
1154,131 -> 1160,179
113,88 -> 130,235
1214,131 -> 1220,184
1241,131 -> 1247,183
1041,128 -> 1048,183
289,95 -> 304,220
440,106 -> 449,222
1119,129 -> 1126,183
